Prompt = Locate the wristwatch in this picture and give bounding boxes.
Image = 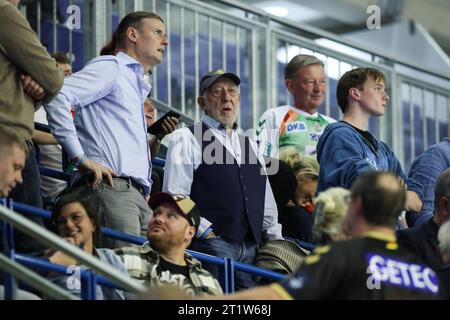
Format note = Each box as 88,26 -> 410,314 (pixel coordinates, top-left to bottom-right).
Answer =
72,154 -> 88,168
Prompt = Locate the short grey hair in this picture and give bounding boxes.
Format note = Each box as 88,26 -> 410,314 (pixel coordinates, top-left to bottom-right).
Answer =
284,54 -> 324,80
434,168 -> 450,209
438,220 -> 450,255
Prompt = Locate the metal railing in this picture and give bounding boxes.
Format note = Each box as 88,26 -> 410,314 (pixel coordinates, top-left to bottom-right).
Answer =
9,199 -> 290,296
29,120 -> 311,296
14,253 -> 129,300
26,120 -> 314,297
0,199 -> 148,300
23,0 -> 450,168
0,252 -> 78,300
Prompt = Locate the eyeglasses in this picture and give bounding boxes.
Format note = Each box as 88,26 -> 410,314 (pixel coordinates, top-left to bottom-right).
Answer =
208,87 -> 239,98
54,213 -> 86,227
152,30 -> 168,41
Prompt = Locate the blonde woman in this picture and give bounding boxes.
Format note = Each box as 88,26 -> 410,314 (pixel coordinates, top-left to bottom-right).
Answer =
312,187 -> 351,245
280,148 -> 319,213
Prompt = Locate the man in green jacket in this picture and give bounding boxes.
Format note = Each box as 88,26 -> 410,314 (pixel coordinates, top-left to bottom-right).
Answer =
116,192 -> 223,297
0,0 -> 64,252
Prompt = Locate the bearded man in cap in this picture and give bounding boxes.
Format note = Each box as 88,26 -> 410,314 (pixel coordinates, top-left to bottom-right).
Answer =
115,192 -> 222,297
163,70 -> 283,290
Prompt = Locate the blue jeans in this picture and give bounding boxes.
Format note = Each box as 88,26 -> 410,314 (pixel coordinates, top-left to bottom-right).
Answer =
190,236 -> 257,291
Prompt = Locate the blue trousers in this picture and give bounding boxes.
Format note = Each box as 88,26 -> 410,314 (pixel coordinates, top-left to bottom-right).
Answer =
190,235 -> 257,291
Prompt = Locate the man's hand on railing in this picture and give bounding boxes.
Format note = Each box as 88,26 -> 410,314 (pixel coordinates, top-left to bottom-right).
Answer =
405,190 -> 423,213
399,177 -> 423,213
398,176 -> 407,190
79,158 -> 118,189
20,73 -> 45,101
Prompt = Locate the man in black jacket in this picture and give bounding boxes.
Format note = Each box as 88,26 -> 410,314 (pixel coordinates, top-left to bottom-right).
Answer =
397,168 -> 450,271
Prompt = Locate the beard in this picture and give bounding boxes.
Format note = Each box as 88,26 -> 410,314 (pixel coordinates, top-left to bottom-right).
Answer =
148,233 -> 186,253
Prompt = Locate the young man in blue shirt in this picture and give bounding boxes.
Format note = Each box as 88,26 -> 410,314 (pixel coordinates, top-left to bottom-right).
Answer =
316,67 -> 423,214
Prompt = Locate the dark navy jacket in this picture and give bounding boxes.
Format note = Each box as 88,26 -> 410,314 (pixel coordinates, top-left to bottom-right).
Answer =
188,123 -> 266,243
397,217 -> 445,271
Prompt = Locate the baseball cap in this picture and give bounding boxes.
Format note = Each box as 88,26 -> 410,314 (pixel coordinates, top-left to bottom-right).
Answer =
199,69 -> 240,95
149,192 -> 201,230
